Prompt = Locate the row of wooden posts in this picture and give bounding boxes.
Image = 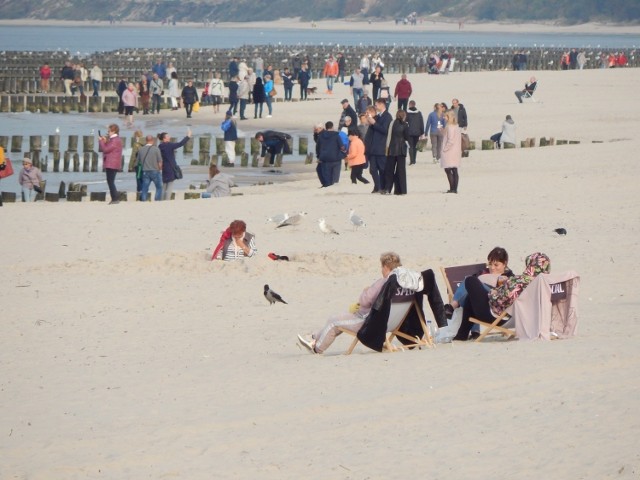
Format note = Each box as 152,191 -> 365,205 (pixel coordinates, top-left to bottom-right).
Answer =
0,93 -> 318,113
2,133 -> 584,172
1,45 -> 637,94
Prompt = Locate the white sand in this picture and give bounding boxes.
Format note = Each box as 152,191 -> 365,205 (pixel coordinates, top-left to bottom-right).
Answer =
1,67 -> 639,479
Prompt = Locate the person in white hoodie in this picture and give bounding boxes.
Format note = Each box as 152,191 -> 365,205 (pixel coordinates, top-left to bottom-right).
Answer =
490,115 -> 516,148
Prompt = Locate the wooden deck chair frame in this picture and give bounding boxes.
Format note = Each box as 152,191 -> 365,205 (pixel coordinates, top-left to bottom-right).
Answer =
440,263 -> 485,303
521,82 -> 539,102
339,297 -> 432,355
470,276 -> 569,342
469,311 -> 515,342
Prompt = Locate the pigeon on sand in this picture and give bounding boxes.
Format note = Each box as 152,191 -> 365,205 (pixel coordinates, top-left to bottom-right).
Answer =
349,209 -> 366,230
276,212 -> 307,228
264,284 -> 287,305
318,218 -> 340,235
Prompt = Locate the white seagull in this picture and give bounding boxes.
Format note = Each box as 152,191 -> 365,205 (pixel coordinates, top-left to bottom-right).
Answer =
267,212 -> 289,224
276,212 -> 307,228
349,209 -> 366,230
318,218 -> 339,235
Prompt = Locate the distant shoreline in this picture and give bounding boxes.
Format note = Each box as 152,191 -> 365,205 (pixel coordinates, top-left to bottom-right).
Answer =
1,18 -> 639,35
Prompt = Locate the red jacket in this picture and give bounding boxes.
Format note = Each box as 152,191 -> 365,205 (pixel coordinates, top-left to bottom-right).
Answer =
394,79 -> 412,99
323,60 -> 339,77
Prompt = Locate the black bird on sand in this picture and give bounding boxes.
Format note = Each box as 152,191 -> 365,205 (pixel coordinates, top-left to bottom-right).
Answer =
554,228 -> 567,235
264,284 -> 287,305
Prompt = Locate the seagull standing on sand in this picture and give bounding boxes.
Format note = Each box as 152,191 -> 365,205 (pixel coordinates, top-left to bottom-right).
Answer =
318,218 -> 339,235
349,209 -> 366,230
267,212 -> 289,224
276,212 -> 307,228
264,284 -> 287,305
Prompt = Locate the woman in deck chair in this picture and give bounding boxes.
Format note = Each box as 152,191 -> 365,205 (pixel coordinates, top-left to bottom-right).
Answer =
453,252 -> 550,341
297,252 -> 402,354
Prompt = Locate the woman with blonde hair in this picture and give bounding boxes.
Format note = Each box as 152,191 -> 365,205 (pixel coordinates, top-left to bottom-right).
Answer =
440,109 -> 462,193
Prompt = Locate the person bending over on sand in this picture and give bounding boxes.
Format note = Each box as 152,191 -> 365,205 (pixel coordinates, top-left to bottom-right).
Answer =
453,252 -> 550,341
297,252 -> 402,354
211,220 -> 256,261
203,164 -> 235,198
255,130 -> 292,166
515,76 -> 537,103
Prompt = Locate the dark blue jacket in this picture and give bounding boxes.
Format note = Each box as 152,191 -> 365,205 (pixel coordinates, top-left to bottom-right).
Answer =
368,110 -> 392,156
221,119 -> 238,141
316,130 -> 344,163
160,136 -> 189,183
297,70 -> 310,87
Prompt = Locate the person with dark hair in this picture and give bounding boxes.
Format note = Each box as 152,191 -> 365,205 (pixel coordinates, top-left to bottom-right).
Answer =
297,65 -> 310,101
228,76 -> 239,116
454,253 -> 551,341
181,79 -> 198,118
406,100 -> 424,165
158,129 -> 192,200
212,220 -> 256,261
98,124 -> 123,204
315,121 -> 344,187
444,247 -> 514,318
255,130 -> 292,165
383,109 -> 410,195
365,98 -> 393,193
253,77 -> 266,119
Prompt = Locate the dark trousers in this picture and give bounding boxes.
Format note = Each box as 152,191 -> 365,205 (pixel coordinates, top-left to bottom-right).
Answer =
254,102 -> 263,118
454,276 -> 496,340
319,161 -> 340,187
384,155 -> 407,194
408,135 -> 420,164
185,102 -> 193,117
239,99 -> 248,119
350,165 -> 369,184
369,154 -> 387,192
444,167 -> 459,192
300,85 -> 308,100
284,86 -> 293,100
151,94 -> 161,113
229,99 -> 238,115
106,168 -> 118,201
397,98 -> 409,111
490,132 -> 502,146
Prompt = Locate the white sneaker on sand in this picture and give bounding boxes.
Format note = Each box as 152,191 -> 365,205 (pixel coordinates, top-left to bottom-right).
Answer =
297,334 -> 316,354
266,115 -> 272,118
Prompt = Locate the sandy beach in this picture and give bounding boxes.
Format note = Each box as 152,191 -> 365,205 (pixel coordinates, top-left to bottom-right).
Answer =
1,65 -> 639,479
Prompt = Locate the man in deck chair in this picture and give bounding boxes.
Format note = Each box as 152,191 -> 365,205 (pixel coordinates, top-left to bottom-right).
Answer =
514,76 -> 537,103
357,268 -> 448,352
297,252 -> 402,354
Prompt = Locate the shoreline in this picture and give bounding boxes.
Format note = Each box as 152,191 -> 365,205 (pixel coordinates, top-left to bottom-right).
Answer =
1,18 -> 640,35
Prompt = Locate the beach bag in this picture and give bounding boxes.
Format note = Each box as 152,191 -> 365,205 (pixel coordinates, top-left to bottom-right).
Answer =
192,101 -> 200,112
33,183 -> 43,194
173,163 -> 183,180
269,87 -> 277,97
461,132 -> 470,151
0,158 -> 14,179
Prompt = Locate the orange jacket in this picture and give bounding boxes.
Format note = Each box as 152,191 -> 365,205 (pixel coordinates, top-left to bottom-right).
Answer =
323,60 -> 339,77
346,136 -> 366,167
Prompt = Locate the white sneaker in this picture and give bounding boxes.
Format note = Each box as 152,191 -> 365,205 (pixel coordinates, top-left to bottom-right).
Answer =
297,334 -> 316,354
266,115 -> 272,118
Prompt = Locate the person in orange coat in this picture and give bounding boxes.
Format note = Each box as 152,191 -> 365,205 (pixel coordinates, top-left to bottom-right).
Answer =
323,55 -> 339,94
346,128 -> 369,185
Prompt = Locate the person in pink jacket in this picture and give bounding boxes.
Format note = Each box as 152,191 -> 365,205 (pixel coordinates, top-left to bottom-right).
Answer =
98,124 -> 123,204
440,109 -> 462,193
122,83 -> 138,127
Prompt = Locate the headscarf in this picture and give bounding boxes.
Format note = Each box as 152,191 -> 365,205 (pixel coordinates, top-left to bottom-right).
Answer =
488,252 -> 551,316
